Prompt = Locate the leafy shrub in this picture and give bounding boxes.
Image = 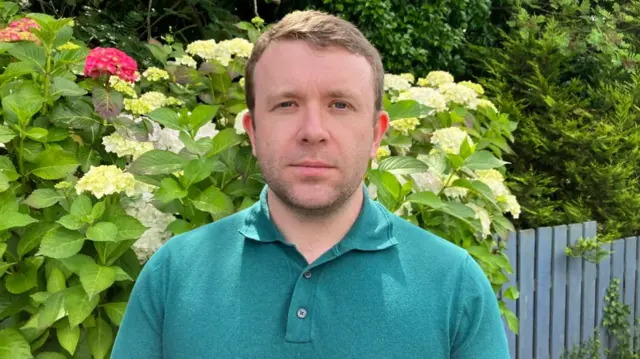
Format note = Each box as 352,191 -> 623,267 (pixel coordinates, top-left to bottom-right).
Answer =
0,4 -> 519,357
299,0 -> 494,78
470,0 -> 640,240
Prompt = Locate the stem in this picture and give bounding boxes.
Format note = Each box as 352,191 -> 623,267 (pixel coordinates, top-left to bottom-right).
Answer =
146,0 -> 153,41
42,46 -> 53,114
17,135 -> 26,189
438,171 -> 456,197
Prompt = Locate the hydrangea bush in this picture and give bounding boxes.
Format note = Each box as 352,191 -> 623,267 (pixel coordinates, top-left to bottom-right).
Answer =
0,3 -> 519,357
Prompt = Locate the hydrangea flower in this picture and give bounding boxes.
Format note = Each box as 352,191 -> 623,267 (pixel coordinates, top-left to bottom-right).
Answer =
84,47 -> 138,83
376,145 -> 391,161
0,18 -> 40,43
467,203 -> 492,237
149,122 -> 184,153
234,109 -> 248,135
474,99 -> 498,112
430,127 -> 473,155
439,83 -> 479,107
173,55 -> 197,68
475,169 -> 521,218
397,87 -> 447,113
399,73 -> 415,84
123,91 -> 167,115
195,122 -> 219,140
109,76 -> 137,98
410,170 -> 443,194
75,165 -> 139,198
418,71 -> 454,88
458,81 -> 485,95
390,117 -> 420,135
384,74 -> 412,92
443,174 -> 469,199
56,41 -> 80,51
123,198 -> 175,263
102,132 -> 154,160
186,40 -> 217,60
142,67 -> 170,82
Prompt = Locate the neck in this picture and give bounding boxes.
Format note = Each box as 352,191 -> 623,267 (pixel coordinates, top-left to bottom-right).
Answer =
267,186 -> 364,264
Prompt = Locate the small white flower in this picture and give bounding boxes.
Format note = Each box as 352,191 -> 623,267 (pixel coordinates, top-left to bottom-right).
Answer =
235,109 -> 248,135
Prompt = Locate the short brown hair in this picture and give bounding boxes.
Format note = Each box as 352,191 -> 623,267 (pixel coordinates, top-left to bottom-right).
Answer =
244,10 -> 385,114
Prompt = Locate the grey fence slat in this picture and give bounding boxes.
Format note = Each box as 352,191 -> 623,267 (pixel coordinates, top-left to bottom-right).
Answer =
551,225 -> 568,359
518,229 -> 535,359
596,241 -> 612,355
567,223 -> 584,350
581,222 -> 597,343
624,236 -> 637,350
505,231 -> 517,359
612,240 -> 625,284
535,227 -> 552,359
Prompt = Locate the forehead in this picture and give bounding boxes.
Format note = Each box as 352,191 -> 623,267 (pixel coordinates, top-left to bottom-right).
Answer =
253,40 -> 374,102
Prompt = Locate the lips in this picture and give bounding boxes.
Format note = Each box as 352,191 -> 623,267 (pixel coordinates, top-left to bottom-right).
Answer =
290,161 -> 335,176
292,161 -> 334,168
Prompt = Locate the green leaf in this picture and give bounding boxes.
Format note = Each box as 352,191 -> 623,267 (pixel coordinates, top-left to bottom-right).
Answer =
92,87 -> 123,118
179,131 -> 207,155
18,223 -> 56,258
31,148 -> 78,180
35,353 -> 67,359
148,108 -> 183,131
56,318 -> 80,355
366,169 -> 401,205
47,267 -> 66,293
167,219 -> 194,235
0,328 -> 33,359
463,150 -> 508,170
45,127 -> 69,142
0,262 -> 12,278
154,178 -> 188,203
207,128 -> 243,157
24,189 -> 64,208
91,201 -> 106,221
5,272 -> 34,294
37,227 -> 85,259
386,100 -> 432,120
0,157 -> 18,181
79,264 -> 116,298
128,150 -> 188,175
192,185 -> 235,220
87,317 -> 113,359
103,302 -> 127,327
406,191 -> 444,209
64,286 -> 99,327
70,195 -> 92,218
8,42 -> 46,71
37,291 -> 65,331
111,215 -> 147,240
51,99 -> 100,129
56,214 -> 84,230
51,77 -> 87,98
181,158 -> 215,188
378,156 -> 430,175
0,125 -> 16,144
25,127 -> 48,141
86,222 -> 119,242
94,240 -> 136,266
0,61 -> 37,82
2,90 -> 44,126
59,254 -> 95,275
0,212 -> 38,232
504,286 -> 519,300
189,104 -> 219,132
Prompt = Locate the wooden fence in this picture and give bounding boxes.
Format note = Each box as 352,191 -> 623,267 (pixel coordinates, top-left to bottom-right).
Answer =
500,221 -> 639,359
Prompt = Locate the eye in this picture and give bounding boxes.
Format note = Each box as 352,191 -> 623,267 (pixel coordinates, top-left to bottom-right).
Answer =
331,101 -> 350,110
278,101 -> 297,108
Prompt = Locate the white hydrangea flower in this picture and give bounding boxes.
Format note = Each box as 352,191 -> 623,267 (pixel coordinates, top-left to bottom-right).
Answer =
123,198 -> 175,263
384,74 -> 412,92
75,165 -> 138,198
476,169 -> 509,198
430,127 -> 473,155
217,38 -> 253,58
235,109 -> 248,135
186,39 -> 217,60
102,132 -> 154,160
397,87 -> 448,113
418,71 -> 455,88
174,55 -> 197,68
149,122 -> 184,154
503,194 -> 521,219
376,145 -> 391,161
474,99 -> 498,112
443,174 -> 469,199
467,203 -> 492,237
410,170 -> 443,193
439,83 -> 479,107
399,73 -> 415,84
393,201 -> 413,217
194,122 -> 219,140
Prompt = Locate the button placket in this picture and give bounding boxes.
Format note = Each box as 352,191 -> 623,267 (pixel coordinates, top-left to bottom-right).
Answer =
284,267 -> 320,343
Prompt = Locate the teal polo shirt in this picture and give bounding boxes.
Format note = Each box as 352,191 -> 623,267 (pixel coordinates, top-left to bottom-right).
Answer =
111,184 -> 509,358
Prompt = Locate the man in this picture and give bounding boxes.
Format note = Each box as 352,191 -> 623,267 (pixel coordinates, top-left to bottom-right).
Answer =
111,10 -> 510,359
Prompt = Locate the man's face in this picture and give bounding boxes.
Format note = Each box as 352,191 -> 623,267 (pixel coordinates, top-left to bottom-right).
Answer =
244,40 -> 388,214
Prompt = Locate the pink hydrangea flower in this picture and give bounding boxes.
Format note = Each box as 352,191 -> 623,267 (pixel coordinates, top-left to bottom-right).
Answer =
0,18 -> 40,43
84,47 -> 139,83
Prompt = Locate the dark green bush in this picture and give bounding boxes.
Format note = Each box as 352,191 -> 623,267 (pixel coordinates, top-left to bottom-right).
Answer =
469,0 -> 640,239
291,0 -> 495,78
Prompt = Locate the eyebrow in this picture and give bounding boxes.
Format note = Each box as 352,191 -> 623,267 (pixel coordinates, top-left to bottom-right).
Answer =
266,89 -> 360,104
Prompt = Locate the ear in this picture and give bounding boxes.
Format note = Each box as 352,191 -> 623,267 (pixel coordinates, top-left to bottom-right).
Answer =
370,110 -> 389,159
242,110 -> 257,157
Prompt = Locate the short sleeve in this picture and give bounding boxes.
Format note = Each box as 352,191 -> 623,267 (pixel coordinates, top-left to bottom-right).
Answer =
450,255 -> 510,359
110,249 -> 167,359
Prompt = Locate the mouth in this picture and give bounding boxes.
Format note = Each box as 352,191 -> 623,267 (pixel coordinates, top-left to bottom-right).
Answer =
291,161 -> 334,168
290,161 -> 335,176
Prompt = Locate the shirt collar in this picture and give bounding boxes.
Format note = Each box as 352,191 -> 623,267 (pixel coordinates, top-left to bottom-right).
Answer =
238,183 -> 398,252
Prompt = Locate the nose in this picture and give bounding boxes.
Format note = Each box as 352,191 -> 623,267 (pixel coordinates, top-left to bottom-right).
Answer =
297,104 -> 329,145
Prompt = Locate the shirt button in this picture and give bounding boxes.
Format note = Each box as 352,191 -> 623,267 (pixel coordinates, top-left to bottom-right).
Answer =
296,308 -> 307,319
303,271 -> 312,279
